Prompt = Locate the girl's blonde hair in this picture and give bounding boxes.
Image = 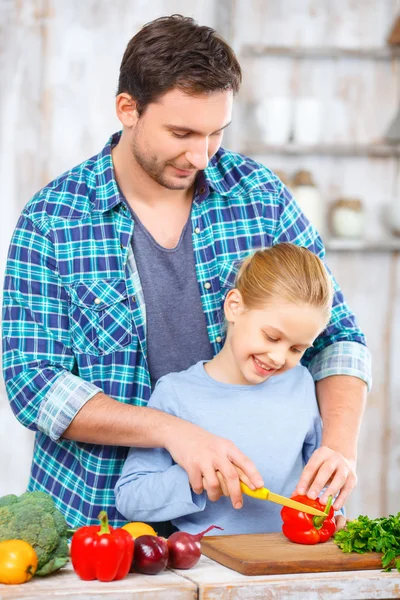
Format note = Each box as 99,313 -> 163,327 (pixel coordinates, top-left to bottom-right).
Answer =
235,243 -> 333,323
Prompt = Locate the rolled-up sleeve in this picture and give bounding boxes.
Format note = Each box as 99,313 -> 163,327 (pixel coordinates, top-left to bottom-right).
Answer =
37,371 -> 101,441
2,214 -> 102,440
307,341 -> 372,391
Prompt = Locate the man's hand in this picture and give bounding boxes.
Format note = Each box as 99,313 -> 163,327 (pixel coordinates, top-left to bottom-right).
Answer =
335,515 -> 348,532
293,446 -> 357,510
202,467 -> 250,503
164,421 -> 264,509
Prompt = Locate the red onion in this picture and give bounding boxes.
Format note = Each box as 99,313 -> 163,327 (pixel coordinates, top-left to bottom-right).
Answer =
132,535 -> 169,575
167,525 -> 223,569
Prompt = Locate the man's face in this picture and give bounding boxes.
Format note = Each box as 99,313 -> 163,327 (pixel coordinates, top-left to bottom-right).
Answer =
128,88 -> 233,190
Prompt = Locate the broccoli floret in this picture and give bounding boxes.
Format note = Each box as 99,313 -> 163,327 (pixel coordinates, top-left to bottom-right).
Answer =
36,535 -> 70,576
0,494 -> 18,508
52,508 -> 69,537
0,491 -> 70,576
18,491 -> 56,512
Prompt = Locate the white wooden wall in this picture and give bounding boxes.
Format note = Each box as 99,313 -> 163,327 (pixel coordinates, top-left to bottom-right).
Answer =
1,0 -> 399,521
228,0 -> 400,519
0,0 -> 216,496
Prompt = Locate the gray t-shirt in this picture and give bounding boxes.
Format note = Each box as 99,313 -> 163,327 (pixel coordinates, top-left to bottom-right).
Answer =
126,202 -> 214,388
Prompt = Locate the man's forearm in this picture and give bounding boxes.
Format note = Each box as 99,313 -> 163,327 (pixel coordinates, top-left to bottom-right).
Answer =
316,375 -> 367,461
63,392 -> 175,447
64,392 -> 264,506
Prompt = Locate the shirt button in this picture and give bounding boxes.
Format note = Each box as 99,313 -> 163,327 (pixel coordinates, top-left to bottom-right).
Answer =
216,336 -> 222,343
199,186 -> 206,194
194,227 -> 201,234
132,295 -> 136,303
204,282 -> 211,290
94,298 -> 101,305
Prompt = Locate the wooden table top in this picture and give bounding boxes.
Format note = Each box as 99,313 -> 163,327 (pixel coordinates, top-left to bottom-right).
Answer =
0,563 -> 196,600
186,556 -> 400,600
1,556 -> 400,600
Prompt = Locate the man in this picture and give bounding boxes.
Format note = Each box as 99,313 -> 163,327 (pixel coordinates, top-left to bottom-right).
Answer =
2,15 -> 370,528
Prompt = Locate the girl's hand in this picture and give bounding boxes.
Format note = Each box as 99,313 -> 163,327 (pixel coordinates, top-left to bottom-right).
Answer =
293,446 -> 357,510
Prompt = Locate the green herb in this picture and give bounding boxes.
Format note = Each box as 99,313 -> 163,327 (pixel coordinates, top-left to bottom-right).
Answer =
334,513 -> 400,572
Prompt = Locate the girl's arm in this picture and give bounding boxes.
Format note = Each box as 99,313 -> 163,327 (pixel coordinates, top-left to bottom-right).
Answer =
115,445 -> 206,522
114,378 -> 207,522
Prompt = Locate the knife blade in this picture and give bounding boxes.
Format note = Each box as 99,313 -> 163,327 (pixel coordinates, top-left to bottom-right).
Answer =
240,482 -> 327,517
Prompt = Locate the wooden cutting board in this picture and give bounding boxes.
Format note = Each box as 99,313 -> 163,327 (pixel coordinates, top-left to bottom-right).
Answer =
201,533 -> 384,576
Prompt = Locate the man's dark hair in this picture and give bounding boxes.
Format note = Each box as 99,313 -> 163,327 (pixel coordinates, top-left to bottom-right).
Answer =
117,14 -> 242,115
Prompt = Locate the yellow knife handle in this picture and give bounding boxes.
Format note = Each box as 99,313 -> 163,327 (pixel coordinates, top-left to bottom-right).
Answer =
240,482 -> 270,500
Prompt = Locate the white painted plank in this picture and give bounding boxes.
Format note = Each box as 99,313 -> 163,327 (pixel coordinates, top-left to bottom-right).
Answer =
386,252 -> 400,516
181,556 -> 400,600
0,0 -> 45,496
232,0 -> 394,49
0,564 -> 196,600
324,252 -> 392,519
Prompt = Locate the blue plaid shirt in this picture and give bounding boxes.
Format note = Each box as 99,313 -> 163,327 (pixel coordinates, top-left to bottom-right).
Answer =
2,132 -> 371,527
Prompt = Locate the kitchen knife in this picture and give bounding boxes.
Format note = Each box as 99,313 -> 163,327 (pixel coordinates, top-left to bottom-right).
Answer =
240,482 -> 327,517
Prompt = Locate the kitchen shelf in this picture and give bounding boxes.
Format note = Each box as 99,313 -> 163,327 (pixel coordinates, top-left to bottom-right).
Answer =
325,238 -> 400,251
241,45 -> 400,60
240,143 -> 400,157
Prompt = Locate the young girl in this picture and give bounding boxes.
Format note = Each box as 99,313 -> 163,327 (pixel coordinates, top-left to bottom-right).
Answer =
115,243 -> 335,535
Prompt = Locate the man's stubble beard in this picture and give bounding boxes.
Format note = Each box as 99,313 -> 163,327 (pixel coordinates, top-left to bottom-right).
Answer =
130,135 -> 197,191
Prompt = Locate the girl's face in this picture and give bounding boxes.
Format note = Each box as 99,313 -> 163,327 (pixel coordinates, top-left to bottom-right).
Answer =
224,290 -> 328,386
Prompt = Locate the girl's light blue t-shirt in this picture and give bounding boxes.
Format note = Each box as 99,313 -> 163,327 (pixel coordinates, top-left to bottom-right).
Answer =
115,360 -> 325,535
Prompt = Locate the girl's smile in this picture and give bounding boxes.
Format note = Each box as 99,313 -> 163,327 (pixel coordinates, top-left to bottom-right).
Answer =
205,295 -> 328,387
252,355 -> 278,378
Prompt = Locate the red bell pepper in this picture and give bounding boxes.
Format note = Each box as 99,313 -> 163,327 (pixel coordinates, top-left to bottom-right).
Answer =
71,511 -> 134,581
281,495 -> 336,544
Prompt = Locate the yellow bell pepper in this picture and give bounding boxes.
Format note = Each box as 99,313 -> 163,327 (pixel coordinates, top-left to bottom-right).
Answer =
0,539 -> 38,584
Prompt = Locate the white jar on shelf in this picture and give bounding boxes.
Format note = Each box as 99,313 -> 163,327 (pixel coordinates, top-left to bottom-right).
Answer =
255,97 -> 293,145
330,198 -> 365,239
291,170 -> 326,237
293,97 -> 322,145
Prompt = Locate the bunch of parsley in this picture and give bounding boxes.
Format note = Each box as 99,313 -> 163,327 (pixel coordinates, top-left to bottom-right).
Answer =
334,513 -> 400,571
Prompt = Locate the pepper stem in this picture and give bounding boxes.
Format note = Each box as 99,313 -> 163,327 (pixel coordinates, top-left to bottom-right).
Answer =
97,510 -> 110,536
312,495 -> 333,529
